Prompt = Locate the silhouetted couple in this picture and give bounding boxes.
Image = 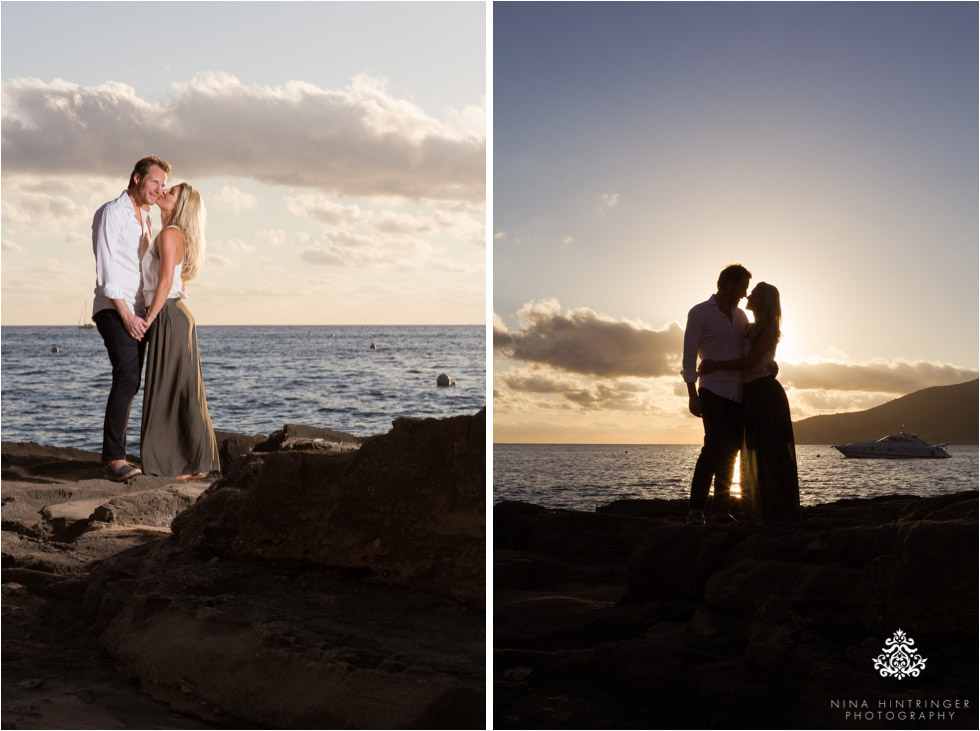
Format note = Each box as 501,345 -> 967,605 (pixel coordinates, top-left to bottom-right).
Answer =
682,264 -> 800,524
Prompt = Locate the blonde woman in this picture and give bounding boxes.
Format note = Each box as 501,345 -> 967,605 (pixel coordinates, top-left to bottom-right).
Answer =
699,282 -> 800,521
139,183 -> 220,478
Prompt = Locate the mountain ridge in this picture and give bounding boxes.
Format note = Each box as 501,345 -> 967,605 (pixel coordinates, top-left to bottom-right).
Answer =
792,379 -> 978,445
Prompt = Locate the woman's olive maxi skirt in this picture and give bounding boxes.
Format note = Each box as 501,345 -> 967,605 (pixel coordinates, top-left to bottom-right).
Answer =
140,298 -> 220,477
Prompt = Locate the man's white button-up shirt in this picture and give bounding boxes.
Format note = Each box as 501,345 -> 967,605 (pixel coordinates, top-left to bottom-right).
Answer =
681,295 -> 749,403
92,191 -> 150,318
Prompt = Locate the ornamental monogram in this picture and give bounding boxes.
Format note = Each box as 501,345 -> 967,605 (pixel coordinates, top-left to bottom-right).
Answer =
874,629 -> 927,679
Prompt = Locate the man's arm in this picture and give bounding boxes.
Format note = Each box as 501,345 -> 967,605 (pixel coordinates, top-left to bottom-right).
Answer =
681,307 -> 703,417
700,328 -> 775,374
94,207 -> 146,341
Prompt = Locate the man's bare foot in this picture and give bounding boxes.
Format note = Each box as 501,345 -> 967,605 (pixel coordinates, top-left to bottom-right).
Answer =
176,473 -> 208,481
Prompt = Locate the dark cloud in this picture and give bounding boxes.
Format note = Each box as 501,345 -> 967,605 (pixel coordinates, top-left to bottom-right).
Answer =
495,301 -> 977,395
493,299 -> 684,378
2,74 -> 484,202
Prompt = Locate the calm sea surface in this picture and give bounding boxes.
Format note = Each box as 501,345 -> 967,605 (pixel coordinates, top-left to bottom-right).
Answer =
494,443 -> 979,510
1,325 -> 485,454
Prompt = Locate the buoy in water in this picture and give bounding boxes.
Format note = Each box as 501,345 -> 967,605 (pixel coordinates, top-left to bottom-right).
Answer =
370,343 -> 377,350
51,346 -> 59,353
436,373 -> 451,387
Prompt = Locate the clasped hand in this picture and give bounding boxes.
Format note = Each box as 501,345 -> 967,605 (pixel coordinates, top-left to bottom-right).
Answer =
123,312 -> 149,341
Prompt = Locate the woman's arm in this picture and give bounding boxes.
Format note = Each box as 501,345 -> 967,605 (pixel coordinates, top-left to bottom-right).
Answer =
700,327 -> 775,375
144,228 -> 184,325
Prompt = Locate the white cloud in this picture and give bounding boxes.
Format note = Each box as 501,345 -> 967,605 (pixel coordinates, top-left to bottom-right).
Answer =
560,235 -> 573,245
210,238 -> 253,255
785,387 -> 894,418
494,231 -> 507,240
285,193 -> 362,225
596,192 -> 620,211
300,231 -> 433,268
492,311 -> 508,336
64,232 -> 89,246
255,229 -> 287,247
213,186 -> 257,213
2,73 -> 485,202
778,358 -> 977,393
284,191 -> 484,246
1,192 -> 91,232
2,239 -> 24,253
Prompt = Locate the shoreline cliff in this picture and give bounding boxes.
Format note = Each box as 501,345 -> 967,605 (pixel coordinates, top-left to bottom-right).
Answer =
2,409 -> 486,729
494,491 -> 978,729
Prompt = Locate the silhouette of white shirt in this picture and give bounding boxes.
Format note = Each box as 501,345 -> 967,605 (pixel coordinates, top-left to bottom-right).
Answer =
681,295 -> 749,403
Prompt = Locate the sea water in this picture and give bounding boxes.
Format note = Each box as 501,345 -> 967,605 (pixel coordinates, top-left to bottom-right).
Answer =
494,443 -> 978,509
1,325 -> 485,454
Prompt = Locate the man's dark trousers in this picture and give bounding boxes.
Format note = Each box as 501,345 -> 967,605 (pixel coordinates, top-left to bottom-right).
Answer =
690,387 -> 744,514
94,309 -> 146,462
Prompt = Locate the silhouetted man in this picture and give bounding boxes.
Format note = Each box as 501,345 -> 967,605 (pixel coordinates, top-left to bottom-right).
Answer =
681,264 -> 751,524
91,156 -> 170,481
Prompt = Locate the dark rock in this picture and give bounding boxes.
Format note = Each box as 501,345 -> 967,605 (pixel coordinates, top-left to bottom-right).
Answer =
212,430 -> 264,476
495,490 -> 979,729
495,500 -> 652,558
81,410 -> 485,728
253,424 -> 362,453
89,485 -> 201,529
177,410 -> 484,605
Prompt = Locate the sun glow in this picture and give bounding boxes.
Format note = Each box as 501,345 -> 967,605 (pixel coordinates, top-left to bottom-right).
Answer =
730,451 -> 741,498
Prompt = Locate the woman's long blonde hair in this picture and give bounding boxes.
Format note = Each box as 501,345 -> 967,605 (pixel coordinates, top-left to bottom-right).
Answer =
170,183 -> 206,282
749,282 -> 782,344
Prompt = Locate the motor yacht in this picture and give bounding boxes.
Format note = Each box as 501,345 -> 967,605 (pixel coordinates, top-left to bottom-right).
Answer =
834,430 -> 951,459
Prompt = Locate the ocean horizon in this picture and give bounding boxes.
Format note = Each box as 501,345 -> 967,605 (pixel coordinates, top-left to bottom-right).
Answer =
1,325 -> 486,454
493,442 -> 979,511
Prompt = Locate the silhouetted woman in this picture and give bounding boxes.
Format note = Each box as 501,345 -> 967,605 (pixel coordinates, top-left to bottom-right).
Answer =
700,282 -> 800,520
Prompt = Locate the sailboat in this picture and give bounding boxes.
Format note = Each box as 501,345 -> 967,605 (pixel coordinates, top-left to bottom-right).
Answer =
78,300 -> 95,329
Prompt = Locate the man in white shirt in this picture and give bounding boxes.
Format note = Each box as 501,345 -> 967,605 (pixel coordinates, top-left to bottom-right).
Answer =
92,156 -> 170,481
681,264 -> 751,524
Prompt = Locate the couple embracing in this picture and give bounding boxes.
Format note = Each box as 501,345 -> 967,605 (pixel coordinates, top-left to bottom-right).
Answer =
92,156 -> 219,481
682,264 -> 800,524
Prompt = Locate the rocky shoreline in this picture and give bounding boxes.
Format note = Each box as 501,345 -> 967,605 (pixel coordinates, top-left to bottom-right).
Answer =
494,491 -> 978,729
3,410 -> 485,729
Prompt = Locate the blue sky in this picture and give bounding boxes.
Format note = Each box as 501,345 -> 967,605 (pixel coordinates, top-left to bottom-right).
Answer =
2,2 -> 483,109
493,1 -> 978,442
2,2 -> 486,325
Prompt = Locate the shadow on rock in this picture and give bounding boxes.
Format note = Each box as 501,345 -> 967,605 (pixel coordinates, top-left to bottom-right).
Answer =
84,409 -> 486,729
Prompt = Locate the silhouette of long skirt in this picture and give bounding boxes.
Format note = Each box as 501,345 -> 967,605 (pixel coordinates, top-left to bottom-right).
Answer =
740,376 -> 800,520
140,298 -> 219,477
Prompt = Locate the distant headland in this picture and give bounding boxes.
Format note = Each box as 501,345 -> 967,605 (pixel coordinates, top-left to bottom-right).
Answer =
793,379 -> 979,445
